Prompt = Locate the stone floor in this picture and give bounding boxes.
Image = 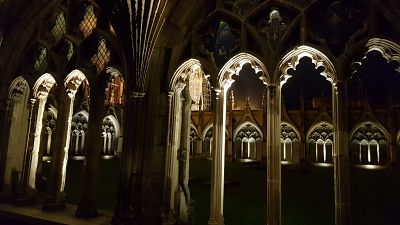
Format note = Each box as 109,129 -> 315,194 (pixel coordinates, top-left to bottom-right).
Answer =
0,202 -> 113,225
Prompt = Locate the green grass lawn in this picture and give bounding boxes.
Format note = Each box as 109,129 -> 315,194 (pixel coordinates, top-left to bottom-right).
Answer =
64,158 -> 120,211
59,158 -> 400,225
189,159 -> 400,225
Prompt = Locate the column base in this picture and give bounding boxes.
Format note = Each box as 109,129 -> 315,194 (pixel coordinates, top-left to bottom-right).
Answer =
208,216 -> 224,225
208,219 -> 218,225
75,205 -> 98,218
161,207 -> 176,225
42,192 -> 65,211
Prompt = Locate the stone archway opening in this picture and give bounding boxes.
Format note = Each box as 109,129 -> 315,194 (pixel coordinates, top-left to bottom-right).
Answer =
164,59 -> 209,224
3,77 -> 31,190
209,52 -> 270,225
276,45 -> 343,225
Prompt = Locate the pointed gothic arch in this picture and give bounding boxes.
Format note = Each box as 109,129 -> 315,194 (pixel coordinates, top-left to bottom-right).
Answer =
350,121 -> 389,166
217,52 -> 270,89
281,122 -> 301,163
233,121 -> 263,161
276,45 -> 337,86
233,121 -> 263,140
101,115 -> 120,158
28,73 -> 58,188
361,38 -> 400,73
165,58 -> 207,222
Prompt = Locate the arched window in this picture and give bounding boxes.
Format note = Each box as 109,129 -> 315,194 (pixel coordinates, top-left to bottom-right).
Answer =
91,38 -> 111,73
102,116 -> 119,158
79,4 -> 97,38
201,77 -> 212,111
43,109 -> 57,159
190,126 -> 198,156
350,122 -> 388,166
281,123 -> 300,163
234,123 -> 262,161
307,122 -> 333,164
34,47 -> 48,72
51,11 -> 66,41
203,127 -> 213,158
70,111 -> 88,159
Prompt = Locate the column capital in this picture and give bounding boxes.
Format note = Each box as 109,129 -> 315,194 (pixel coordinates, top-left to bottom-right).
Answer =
66,89 -> 77,99
30,98 -> 37,105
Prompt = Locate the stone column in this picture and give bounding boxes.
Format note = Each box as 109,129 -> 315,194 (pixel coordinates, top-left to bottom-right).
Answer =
177,85 -> 192,223
20,98 -> 37,192
163,90 -> 181,224
28,96 -> 48,189
43,90 -> 75,211
0,100 -> 12,189
332,81 -> 351,225
208,89 -> 225,225
266,85 -> 281,225
112,92 -> 146,224
76,79 -> 106,217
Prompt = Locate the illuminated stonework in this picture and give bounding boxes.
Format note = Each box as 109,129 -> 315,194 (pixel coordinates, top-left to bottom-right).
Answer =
353,38 -> 400,73
276,45 -> 336,86
64,69 -> 87,95
33,73 -> 57,99
307,121 -> 334,163
102,115 -> 120,156
70,111 -> 89,158
350,121 -> 389,165
218,52 -> 269,89
7,76 -> 29,100
233,122 -> 262,160
170,59 -> 204,92
281,122 -> 300,162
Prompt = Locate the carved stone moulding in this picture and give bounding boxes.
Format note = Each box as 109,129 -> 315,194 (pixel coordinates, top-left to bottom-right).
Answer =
33,73 -> 57,99
276,45 -> 336,87
217,52 -> 269,89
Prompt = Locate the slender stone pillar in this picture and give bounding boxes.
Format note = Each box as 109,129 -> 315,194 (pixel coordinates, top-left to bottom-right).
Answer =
163,90 -> 181,224
76,79 -> 106,217
43,90 -> 75,211
266,85 -> 281,225
19,98 -> 36,191
0,100 -> 12,189
28,96 -> 48,189
332,81 -> 351,225
177,86 -> 192,223
208,89 -> 225,225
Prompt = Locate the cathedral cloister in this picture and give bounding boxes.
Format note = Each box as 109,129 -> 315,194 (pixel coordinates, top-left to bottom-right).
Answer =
1,1 -> 400,225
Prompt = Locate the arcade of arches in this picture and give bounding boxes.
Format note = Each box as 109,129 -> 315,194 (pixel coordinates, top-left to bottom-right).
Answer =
1,1 -> 400,225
